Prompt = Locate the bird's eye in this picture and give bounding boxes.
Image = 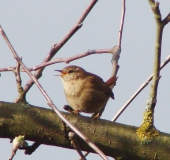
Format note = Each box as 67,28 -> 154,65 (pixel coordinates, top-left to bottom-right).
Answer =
68,69 -> 74,73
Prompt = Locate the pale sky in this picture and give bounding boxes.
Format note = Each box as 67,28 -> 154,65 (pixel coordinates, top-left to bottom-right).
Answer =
0,1 -> 170,160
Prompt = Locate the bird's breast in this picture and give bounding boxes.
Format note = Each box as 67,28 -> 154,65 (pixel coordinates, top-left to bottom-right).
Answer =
61,77 -> 110,113
62,79 -> 82,96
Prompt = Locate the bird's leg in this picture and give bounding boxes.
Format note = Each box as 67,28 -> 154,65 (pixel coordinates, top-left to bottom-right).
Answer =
91,112 -> 100,120
63,105 -> 80,115
91,106 -> 105,120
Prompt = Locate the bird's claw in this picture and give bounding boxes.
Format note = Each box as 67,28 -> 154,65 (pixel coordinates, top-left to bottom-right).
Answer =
91,112 -> 100,120
63,105 -> 80,115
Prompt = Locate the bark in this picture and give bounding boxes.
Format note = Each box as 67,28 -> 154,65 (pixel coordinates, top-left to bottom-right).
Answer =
0,101 -> 170,160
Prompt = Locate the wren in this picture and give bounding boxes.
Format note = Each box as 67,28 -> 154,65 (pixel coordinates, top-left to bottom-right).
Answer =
55,65 -> 114,119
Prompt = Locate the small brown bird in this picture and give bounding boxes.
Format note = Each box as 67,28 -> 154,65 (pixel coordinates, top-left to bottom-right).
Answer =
55,65 -> 114,119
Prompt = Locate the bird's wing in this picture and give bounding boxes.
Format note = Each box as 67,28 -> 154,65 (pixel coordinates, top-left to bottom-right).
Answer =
86,73 -> 114,99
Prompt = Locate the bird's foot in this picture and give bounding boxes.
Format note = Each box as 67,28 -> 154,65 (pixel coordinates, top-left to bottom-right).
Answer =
91,107 -> 105,120
63,105 -> 80,115
91,112 -> 100,120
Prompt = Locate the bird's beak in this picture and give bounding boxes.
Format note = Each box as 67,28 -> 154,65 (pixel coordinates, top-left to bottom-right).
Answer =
54,70 -> 65,76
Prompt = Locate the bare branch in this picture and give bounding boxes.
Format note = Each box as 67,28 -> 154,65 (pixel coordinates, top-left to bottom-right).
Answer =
68,132 -> 87,160
79,152 -> 89,160
117,0 -> 126,48
0,48 -> 111,75
23,0 -> 98,94
0,49 -> 111,72
147,0 -> 163,109
108,0 -> 126,89
162,12 -> 170,26
0,26 -> 108,160
8,135 -> 28,160
148,0 -> 162,23
135,1 -> 165,143
114,0 -> 166,131
13,57 -> 27,104
0,67 -> 34,72
106,46 -> 120,89
112,54 -> 170,122
16,58 -> 21,83
34,49 -> 111,70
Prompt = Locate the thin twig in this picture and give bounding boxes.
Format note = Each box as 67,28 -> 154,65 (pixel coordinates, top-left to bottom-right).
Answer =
16,57 -> 21,83
162,12 -> 170,26
148,0 -> 162,23
109,0 -> 126,88
0,67 -> 34,72
79,152 -> 89,160
108,46 -> 121,89
117,0 -> 126,48
0,25 -> 108,160
13,56 -> 27,104
112,54 -> 170,121
8,135 -> 27,160
34,49 -> 111,70
68,132 -> 87,160
147,0 -> 163,109
23,0 -> 98,94
0,49 -> 111,72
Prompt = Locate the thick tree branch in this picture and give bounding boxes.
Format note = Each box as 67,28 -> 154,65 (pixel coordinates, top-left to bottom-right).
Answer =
1,101 -> 170,160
